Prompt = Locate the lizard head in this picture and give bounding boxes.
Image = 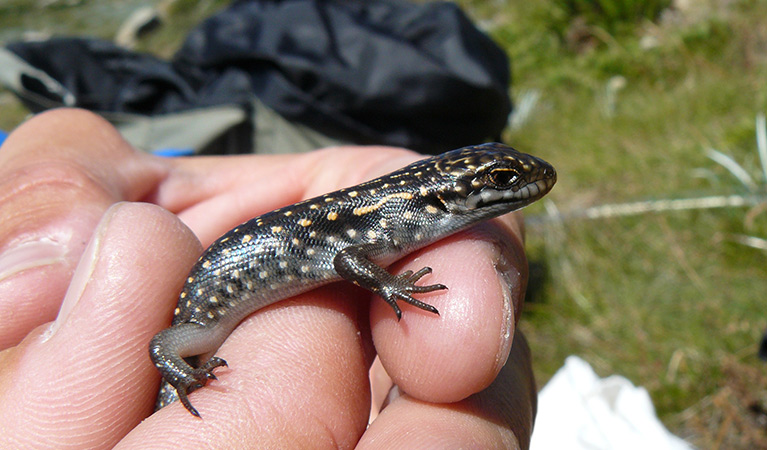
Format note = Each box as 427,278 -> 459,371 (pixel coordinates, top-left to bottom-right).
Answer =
433,142 -> 557,215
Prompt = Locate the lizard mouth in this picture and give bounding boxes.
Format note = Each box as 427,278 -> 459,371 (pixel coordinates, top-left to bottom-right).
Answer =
516,174 -> 556,200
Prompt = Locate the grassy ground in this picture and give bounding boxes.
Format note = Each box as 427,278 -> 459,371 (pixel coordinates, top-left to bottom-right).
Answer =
2,0 -> 766,447
477,1 -> 767,447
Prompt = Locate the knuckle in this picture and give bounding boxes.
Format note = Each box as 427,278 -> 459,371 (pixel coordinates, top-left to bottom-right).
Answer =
0,161 -> 112,246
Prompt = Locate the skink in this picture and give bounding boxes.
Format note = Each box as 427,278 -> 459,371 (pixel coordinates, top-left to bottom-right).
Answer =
149,143 -> 556,417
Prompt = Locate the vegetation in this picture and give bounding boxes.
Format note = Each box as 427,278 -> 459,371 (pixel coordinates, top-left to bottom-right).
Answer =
1,0 -> 766,446
464,0 -> 767,446
549,0 -> 672,36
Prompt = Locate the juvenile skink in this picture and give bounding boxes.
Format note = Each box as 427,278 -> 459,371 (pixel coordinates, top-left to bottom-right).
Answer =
149,143 -> 556,417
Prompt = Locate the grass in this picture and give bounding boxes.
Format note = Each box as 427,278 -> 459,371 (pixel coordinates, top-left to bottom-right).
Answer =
1,0 -> 767,446
466,0 -> 767,446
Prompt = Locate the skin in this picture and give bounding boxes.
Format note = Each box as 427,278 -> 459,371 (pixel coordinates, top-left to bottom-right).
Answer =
0,108 -> 536,449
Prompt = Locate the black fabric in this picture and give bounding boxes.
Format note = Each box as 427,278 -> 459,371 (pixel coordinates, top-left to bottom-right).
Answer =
7,0 -> 511,154
7,39 -> 203,113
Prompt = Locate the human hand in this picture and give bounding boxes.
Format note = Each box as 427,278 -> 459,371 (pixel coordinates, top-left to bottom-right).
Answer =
0,108 -> 536,449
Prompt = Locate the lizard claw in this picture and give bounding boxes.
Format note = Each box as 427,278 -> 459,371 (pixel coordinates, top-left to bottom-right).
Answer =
381,266 -> 446,318
176,357 -> 228,418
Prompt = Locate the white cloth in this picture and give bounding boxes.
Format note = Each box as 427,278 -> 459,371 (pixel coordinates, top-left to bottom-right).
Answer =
530,356 -> 693,450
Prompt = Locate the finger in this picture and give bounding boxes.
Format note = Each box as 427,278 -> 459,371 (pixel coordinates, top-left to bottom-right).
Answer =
370,211 -> 528,404
0,108 -> 166,348
0,202 -> 201,449
119,285 -> 374,448
359,330 -> 536,449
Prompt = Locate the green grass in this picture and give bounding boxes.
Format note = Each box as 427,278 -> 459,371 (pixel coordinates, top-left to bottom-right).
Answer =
2,0 -> 767,446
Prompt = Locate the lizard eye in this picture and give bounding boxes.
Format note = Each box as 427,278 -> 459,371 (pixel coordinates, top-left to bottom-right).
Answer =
485,167 -> 518,188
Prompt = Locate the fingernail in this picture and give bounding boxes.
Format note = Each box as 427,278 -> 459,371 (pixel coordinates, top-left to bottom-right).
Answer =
0,238 -> 67,282
494,249 -> 523,373
44,205 -> 118,340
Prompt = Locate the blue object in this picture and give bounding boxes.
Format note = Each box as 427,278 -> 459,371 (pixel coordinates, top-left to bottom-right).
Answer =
0,130 -> 7,148
152,147 -> 195,157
